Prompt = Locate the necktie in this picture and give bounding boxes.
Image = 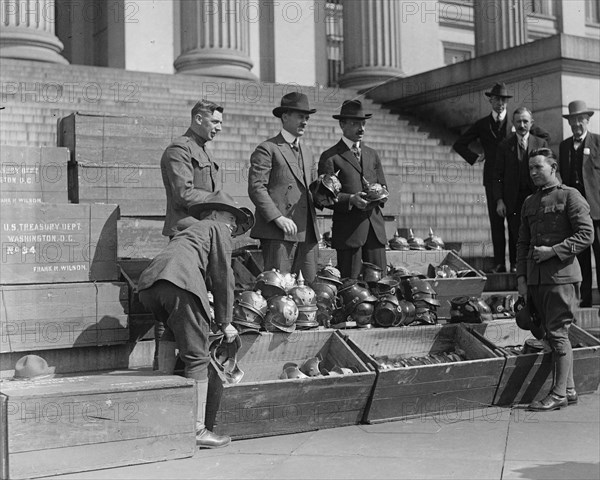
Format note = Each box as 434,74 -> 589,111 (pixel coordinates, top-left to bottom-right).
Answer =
351,142 -> 361,159
573,137 -> 582,150
495,117 -> 502,132
290,139 -> 299,152
519,136 -> 527,152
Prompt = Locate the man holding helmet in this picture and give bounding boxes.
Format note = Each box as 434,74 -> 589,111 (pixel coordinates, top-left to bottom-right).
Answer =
138,191 -> 254,448
516,148 -> 593,411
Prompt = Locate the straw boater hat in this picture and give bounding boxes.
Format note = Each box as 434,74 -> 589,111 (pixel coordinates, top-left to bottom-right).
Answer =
332,99 -> 373,120
188,191 -> 254,237
484,83 -> 513,99
12,355 -> 56,380
562,100 -> 594,119
272,92 -> 317,118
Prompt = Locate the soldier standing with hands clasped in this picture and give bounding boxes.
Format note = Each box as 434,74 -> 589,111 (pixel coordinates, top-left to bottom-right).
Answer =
516,148 -> 593,411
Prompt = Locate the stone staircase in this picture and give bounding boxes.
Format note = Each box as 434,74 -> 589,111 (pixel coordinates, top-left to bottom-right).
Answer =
0,58 -> 491,257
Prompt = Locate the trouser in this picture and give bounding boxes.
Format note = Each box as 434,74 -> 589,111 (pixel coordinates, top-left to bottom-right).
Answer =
577,219 -> 600,307
529,283 -> 577,396
336,224 -> 387,279
485,184 -> 506,266
139,280 -> 210,381
261,239 -> 318,283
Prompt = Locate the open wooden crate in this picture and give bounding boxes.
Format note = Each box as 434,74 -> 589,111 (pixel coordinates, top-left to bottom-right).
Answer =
340,324 -> 503,424
386,250 -> 487,320
466,320 -> 600,405
205,330 -> 375,440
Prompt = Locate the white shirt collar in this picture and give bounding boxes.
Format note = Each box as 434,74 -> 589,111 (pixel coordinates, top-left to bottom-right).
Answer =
342,136 -> 359,150
517,132 -> 530,143
280,130 -> 299,145
492,111 -> 506,122
574,131 -> 588,142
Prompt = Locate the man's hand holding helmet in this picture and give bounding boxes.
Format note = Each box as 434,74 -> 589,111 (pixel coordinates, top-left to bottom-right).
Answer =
221,323 -> 239,342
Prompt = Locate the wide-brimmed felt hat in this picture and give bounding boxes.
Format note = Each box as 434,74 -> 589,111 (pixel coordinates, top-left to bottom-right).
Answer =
13,355 -> 55,380
272,92 -> 317,118
562,100 -> 594,119
332,100 -> 373,120
485,83 -> 513,99
188,191 -> 255,236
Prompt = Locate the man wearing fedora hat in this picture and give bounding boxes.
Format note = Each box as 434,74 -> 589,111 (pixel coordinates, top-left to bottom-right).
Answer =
138,191 -> 254,449
248,92 -> 320,281
559,100 -> 600,307
453,83 -> 550,274
318,99 -> 388,279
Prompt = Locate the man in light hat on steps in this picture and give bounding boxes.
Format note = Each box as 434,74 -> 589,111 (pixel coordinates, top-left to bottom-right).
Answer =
453,82 -> 550,274
559,100 -> 600,308
138,191 -> 254,449
248,92 -> 320,281
318,99 -> 388,279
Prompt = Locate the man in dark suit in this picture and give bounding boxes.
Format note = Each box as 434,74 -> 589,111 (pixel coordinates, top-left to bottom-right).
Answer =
248,92 -> 320,282
494,107 -> 548,273
453,83 -> 550,273
517,148 -> 593,411
318,100 -> 388,279
161,99 -> 223,237
559,100 -> 600,308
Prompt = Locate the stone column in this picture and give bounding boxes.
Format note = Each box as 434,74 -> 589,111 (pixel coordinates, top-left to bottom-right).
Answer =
0,0 -> 67,63
474,0 -> 528,57
338,0 -> 404,90
174,0 -> 256,80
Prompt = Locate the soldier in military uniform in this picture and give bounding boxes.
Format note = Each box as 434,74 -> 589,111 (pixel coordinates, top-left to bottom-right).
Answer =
138,191 -> 252,448
517,148 -> 594,411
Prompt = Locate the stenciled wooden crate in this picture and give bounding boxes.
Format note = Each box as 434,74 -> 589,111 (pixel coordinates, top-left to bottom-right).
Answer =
1,203 -> 119,284
0,282 -> 129,353
0,371 -> 196,479
466,320 -> 600,406
340,324 -> 503,424
386,250 -> 487,320
205,330 -> 376,440
0,146 -> 69,206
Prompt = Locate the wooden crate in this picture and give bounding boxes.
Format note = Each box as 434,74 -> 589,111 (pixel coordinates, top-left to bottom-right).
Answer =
0,282 -> 129,353
1,203 -> 119,284
386,250 -> 487,319
0,371 -> 196,479
0,146 -> 69,206
205,330 -> 375,440
340,324 -> 503,424
0,341 -> 157,379
59,113 -> 253,216
466,320 -> 600,405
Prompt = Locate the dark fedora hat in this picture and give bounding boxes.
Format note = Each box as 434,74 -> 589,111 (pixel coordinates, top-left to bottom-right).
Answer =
188,191 -> 255,236
484,83 -> 513,99
562,100 -> 594,119
273,92 -> 317,118
332,99 -> 373,120
13,355 -> 55,380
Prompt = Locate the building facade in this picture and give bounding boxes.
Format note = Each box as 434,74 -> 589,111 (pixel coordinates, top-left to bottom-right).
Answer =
2,0 -> 599,89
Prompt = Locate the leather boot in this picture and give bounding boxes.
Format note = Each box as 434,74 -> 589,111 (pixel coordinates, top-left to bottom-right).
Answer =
566,388 -> 578,405
195,380 -> 231,449
157,341 -> 177,374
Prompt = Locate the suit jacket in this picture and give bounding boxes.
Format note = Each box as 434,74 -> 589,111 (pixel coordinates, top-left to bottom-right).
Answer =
453,114 -> 551,186
161,128 -> 221,236
559,132 -> 600,221
248,133 -> 319,242
318,140 -> 387,249
516,184 -> 593,285
494,133 -> 548,215
137,220 -> 235,325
